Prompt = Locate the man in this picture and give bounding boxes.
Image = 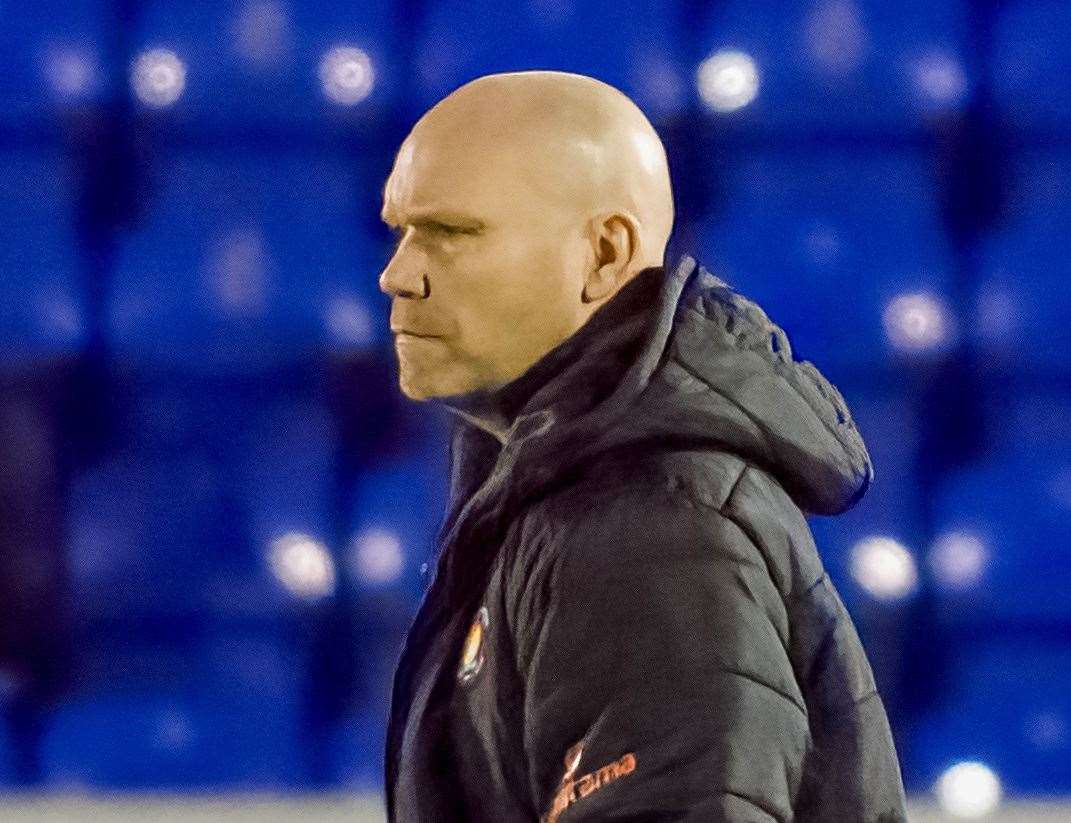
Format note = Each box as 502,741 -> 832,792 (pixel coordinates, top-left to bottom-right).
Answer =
378,70 -> 907,822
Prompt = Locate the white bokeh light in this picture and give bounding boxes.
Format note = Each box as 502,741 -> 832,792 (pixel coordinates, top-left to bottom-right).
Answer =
268,532 -> 336,599
325,295 -> 373,347
130,48 -> 187,108
935,761 -> 1002,819
882,291 -> 951,354
318,46 -> 375,105
155,708 -> 196,752
350,526 -> 405,586
975,284 -> 1021,345
696,49 -> 760,113
911,50 -> 969,110
802,0 -> 868,77
232,0 -> 292,69
205,227 -> 270,317
928,530 -> 988,590
850,536 -> 918,600
1025,710 -> 1068,751
42,46 -> 99,100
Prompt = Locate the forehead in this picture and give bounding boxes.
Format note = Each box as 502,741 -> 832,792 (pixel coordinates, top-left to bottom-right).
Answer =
381,128 -> 529,226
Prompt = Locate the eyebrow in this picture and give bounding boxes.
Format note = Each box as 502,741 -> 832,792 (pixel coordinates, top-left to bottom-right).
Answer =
381,208 -> 488,232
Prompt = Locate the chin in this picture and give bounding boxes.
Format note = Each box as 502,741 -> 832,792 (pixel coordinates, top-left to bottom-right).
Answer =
398,369 -> 475,401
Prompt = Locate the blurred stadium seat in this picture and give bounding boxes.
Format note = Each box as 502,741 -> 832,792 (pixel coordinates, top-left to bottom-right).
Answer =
66,447 -> 287,619
928,453 -> 1071,623
991,0 -> 1071,129
411,0 -> 687,121
40,634 -> 304,789
975,151 -> 1071,377
907,641 -> 1071,795
0,151 -> 85,362
66,388 -> 350,619
346,438 -> 450,600
0,0 -> 110,122
328,702 -> 388,792
108,153 -> 388,371
699,151 -> 955,370
130,1 -> 400,121
0,712 -> 14,786
697,0 -> 971,128
807,390 -> 923,604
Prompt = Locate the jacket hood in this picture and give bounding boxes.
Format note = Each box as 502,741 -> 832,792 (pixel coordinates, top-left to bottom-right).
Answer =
438,253 -> 873,539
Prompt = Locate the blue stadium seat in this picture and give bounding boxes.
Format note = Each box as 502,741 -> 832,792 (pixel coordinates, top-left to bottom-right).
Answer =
697,0 -> 971,129
346,429 -> 451,601
0,0 -> 109,121
906,641 -> 1071,795
41,634 -> 304,789
108,153 -> 388,370
0,151 -> 84,361
329,702 -> 388,792
987,394 -> 1071,460
236,396 -> 337,552
975,152 -> 1071,377
66,448 -> 286,619
928,453 -> 1071,623
130,1 -> 400,122
698,151 -> 954,370
67,389 -> 349,618
806,391 -> 923,604
991,0 -> 1071,128
0,713 -> 15,786
411,0 -> 687,121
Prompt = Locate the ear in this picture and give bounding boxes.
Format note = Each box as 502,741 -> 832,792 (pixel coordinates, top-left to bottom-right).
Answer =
582,212 -> 641,304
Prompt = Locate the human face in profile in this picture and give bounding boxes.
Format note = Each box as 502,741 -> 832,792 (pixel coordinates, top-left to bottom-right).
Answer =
379,124 -> 589,402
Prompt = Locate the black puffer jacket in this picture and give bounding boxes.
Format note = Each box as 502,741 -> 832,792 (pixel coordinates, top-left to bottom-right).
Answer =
384,253 -> 908,822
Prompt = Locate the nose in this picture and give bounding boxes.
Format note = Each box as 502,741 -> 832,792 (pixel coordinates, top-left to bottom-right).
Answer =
379,251 -> 430,300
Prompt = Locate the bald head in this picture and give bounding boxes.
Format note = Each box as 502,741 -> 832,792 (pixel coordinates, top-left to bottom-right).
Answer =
400,71 -> 674,269
379,70 -> 676,405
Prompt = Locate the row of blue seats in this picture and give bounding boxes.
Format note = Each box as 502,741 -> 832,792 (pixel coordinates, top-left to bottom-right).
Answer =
1,639 -> 1069,794
808,390 -> 1071,620
903,640 -> 1071,795
1,0 -> 1068,127
64,395 -> 449,618
2,148 -> 1069,371
0,633 -> 392,790
32,376 -> 1069,624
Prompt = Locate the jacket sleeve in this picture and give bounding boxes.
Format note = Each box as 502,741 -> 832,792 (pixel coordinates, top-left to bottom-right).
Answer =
513,495 -> 811,823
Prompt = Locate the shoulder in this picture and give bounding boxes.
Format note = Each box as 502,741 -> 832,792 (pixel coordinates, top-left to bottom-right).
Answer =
510,446 -> 825,607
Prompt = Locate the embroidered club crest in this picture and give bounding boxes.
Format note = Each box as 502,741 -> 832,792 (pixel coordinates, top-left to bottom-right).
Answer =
457,605 -> 489,684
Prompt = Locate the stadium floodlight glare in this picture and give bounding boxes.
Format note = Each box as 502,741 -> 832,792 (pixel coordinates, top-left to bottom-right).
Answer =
318,45 -> 375,105
850,536 -> 918,601
350,526 -> 405,586
696,49 -> 760,113
935,761 -> 1002,819
928,530 -> 988,590
268,532 -> 337,599
882,291 -> 952,354
130,47 -> 187,108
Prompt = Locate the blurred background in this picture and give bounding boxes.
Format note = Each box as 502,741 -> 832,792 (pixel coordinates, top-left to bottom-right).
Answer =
1,0 -> 1069,820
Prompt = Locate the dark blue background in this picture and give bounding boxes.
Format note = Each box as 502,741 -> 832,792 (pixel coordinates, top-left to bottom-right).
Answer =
1,0 -> 1068,803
